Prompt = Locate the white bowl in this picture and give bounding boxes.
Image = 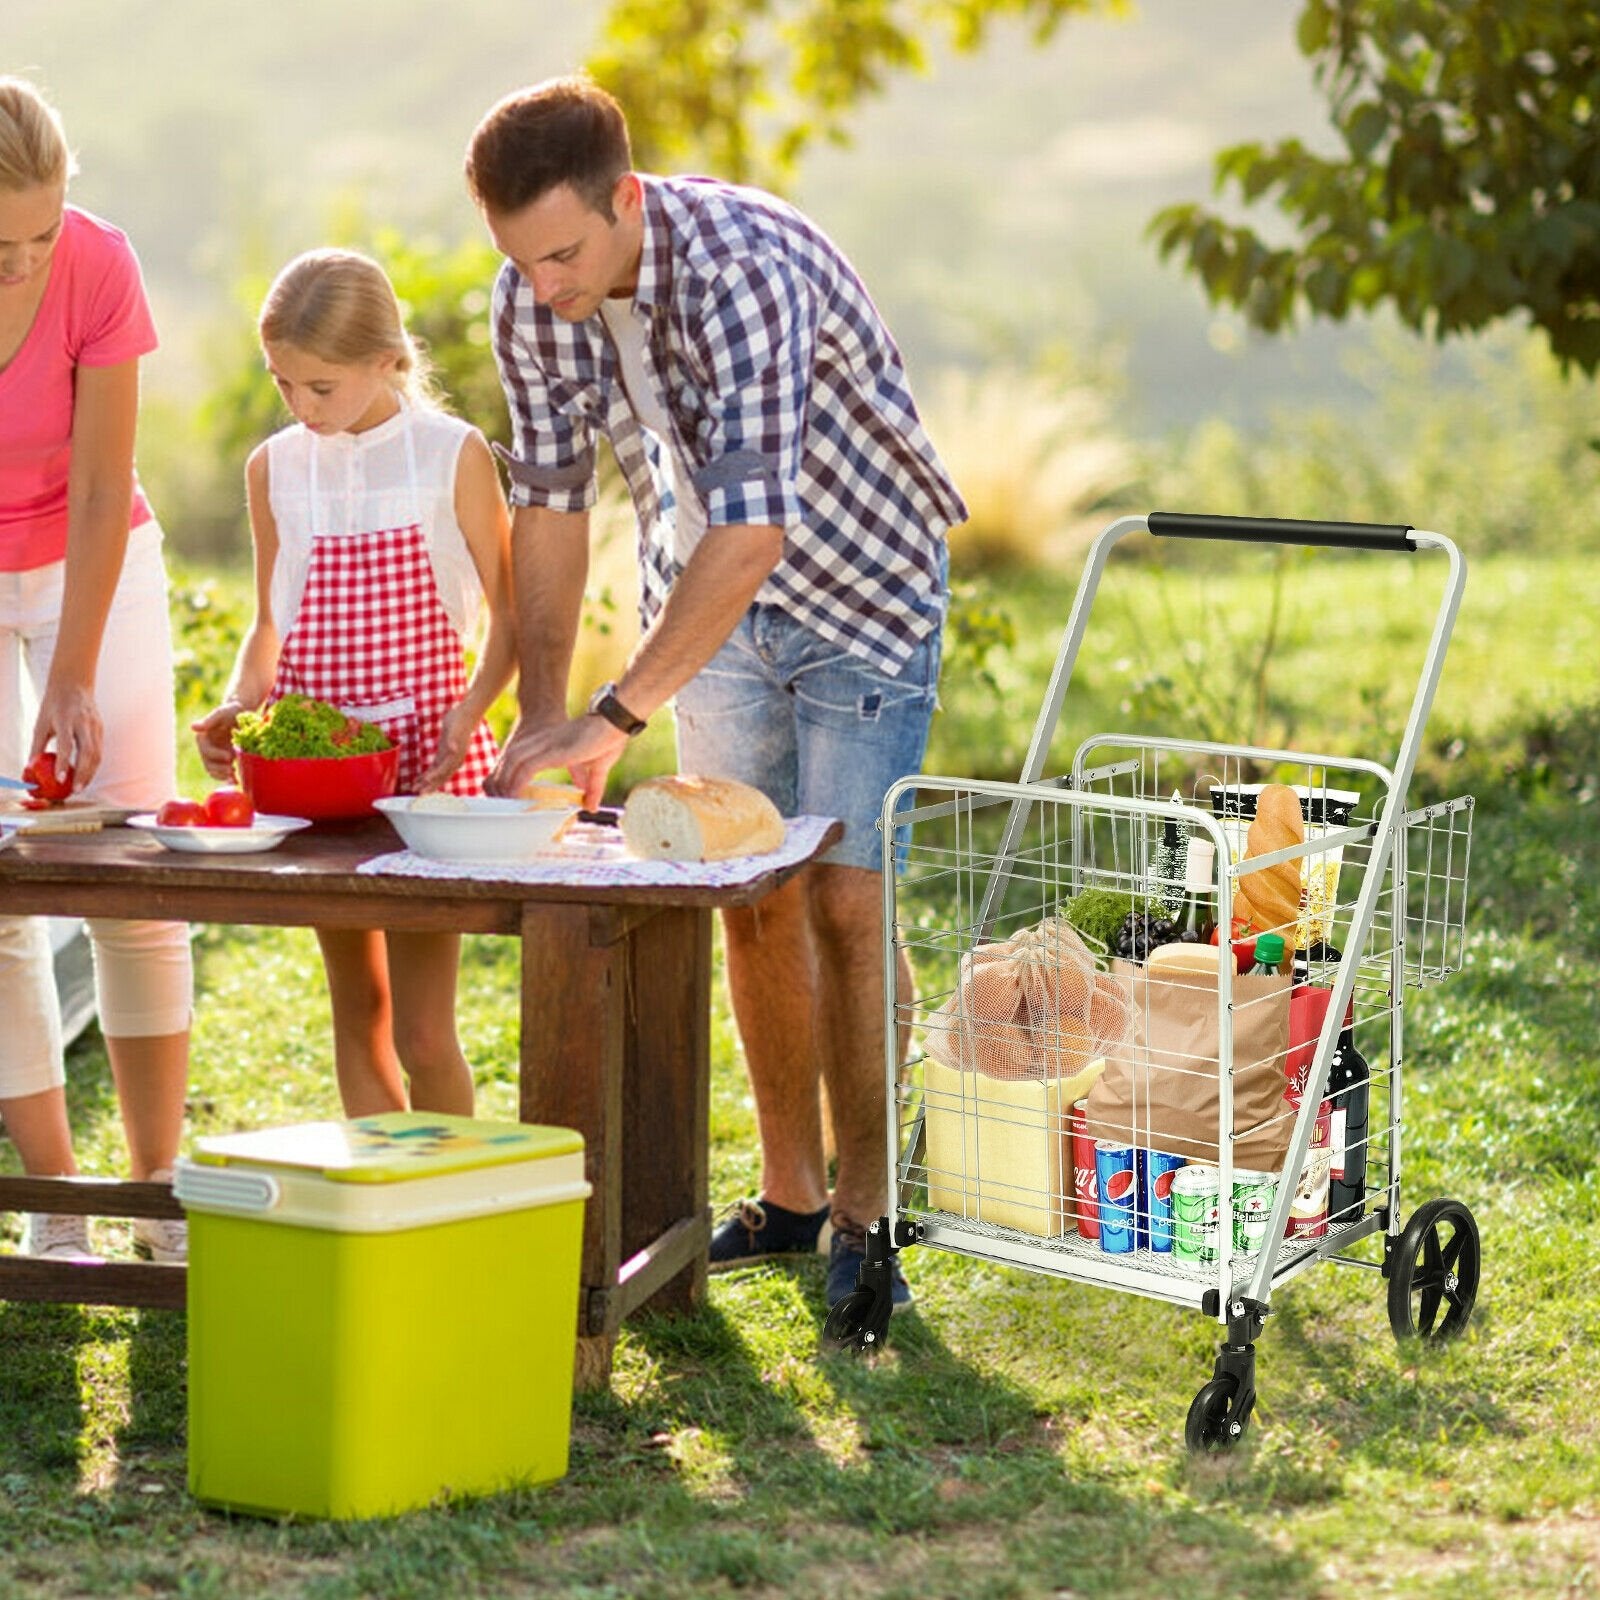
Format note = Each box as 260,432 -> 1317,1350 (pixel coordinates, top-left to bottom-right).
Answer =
374,795 -> 577,863
127,813 -> 312,854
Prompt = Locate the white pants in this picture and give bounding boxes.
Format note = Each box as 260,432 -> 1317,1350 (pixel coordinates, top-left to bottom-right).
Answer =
0,521 -> 193,1098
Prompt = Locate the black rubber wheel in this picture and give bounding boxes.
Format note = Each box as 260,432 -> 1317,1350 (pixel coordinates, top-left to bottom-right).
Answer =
823,1286 -> 878,1350
1185,1375 -> 1247,1452
1387,1197 -> 1480,1342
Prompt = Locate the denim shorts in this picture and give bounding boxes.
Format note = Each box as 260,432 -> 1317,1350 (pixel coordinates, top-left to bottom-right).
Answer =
674,607 -> 942,872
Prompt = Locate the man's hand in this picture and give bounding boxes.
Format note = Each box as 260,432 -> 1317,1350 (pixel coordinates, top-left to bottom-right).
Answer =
486,713 -> 627,808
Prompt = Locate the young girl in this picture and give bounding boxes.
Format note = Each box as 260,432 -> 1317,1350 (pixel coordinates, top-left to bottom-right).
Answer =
194,249 -> 516,1118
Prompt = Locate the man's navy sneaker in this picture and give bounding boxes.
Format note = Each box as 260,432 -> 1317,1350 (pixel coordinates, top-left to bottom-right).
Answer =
709,1197 -> 831,1268
825,1223 -> 913,1311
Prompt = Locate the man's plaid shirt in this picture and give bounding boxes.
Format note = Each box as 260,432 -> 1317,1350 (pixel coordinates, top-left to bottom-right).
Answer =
491,174 -> 966,676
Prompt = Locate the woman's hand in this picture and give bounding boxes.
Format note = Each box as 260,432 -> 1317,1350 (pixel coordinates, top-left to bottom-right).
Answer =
191,702 -> 245,783
416,700 -> 476,793
31,680 -> 102,791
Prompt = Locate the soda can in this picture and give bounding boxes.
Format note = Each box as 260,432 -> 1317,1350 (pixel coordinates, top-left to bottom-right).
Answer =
1135,1147 -> 1148,1249
1231,1169 -> 1278,1254
1287,1095 -> 1333,1239
1171,1165 -> 1221,1264
1069,1100 -> 1099,1242
1143,1149 -> 1187,1253
1094,1140 -> 1136,1253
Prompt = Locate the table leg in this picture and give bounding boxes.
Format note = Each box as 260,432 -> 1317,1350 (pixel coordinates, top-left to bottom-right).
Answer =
518,902 -> 714,1385
619,905 -> 711,1318
519,904 -> 624,1356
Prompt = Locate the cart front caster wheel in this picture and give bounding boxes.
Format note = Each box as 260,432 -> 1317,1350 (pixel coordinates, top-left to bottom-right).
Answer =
1387,1197 -> 1480,1343
1185,1375 -> 1250,1452
824,1285 -> 891,1352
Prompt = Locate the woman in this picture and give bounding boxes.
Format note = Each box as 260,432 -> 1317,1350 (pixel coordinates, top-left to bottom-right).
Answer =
0,76 -> 191,1261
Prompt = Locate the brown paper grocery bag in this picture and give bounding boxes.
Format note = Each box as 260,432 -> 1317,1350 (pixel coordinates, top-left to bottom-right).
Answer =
1082,959 -> 1293,1171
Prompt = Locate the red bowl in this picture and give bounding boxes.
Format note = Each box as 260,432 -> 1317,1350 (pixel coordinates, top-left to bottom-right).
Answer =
237,747 -> 400,822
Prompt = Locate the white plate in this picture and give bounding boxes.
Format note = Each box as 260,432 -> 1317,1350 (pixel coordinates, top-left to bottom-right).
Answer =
126,813 -> 313,854
374,795 -> 577,863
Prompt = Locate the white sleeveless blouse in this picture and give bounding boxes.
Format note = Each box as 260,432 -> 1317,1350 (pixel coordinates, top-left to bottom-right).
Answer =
264,403 -> 484,640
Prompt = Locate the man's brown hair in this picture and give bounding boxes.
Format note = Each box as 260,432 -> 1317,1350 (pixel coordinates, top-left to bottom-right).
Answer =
465,75 -> 631,218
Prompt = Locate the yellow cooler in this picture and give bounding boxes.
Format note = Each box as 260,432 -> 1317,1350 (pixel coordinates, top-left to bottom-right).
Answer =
175,1112 -> 590,1520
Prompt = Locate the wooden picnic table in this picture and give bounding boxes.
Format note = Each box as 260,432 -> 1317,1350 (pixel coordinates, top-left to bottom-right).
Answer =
0,813 -> 839,1383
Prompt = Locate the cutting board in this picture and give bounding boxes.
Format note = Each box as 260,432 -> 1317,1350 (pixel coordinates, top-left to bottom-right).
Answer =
0,797 -> 142,834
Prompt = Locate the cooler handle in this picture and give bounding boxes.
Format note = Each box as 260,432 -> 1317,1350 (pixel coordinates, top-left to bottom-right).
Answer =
173,1160 -> 282,1215
1149,511 -> 1416,552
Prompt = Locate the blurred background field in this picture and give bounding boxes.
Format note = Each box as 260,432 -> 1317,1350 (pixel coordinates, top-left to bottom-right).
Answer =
3,0 -> 1599,1594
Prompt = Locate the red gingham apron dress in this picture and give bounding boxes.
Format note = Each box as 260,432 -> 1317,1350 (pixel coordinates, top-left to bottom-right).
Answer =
271,413 -> 498,795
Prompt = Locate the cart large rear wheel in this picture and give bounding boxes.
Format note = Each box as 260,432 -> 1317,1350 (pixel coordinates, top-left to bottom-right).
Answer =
1387,1198 -> 1479,1342
1185,1375 -> 1248,1452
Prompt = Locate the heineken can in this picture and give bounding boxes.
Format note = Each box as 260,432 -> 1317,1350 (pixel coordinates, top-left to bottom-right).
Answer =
1231,1169 -> 1278,1254
1171,1165 -> 1221,1264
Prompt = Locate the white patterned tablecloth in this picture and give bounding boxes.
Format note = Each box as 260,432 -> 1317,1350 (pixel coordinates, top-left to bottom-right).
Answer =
355,814 -> 838,888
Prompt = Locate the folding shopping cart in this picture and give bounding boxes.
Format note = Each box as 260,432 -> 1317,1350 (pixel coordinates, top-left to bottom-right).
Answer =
825,513 -> 1479,1452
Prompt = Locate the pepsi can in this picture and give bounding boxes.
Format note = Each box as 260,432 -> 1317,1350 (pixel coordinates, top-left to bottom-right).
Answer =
1095,1141 -> 1136,1253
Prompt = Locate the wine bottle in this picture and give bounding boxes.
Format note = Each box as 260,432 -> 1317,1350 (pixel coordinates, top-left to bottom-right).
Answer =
1327,1015 -> 1370,1224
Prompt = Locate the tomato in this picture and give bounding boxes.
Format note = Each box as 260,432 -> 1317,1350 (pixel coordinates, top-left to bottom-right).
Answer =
1210,916 -> 1258,974
203,787 -> 256,828
23,751 -> 74,803
156,798 -> 208,827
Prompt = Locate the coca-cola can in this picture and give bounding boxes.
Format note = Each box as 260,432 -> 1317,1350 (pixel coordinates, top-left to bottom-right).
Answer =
1069,1099 -> 1099,1242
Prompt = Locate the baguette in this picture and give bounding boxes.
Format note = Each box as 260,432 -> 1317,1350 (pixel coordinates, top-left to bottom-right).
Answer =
621,775 -> 785,861
1234,782 -> 1303,968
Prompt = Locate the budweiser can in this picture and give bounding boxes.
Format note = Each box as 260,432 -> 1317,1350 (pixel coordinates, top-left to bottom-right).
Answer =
1171,1165 -> 1221,1264
1069,1099 -> 1099,1242
1143,1149 -> 1187,1253
1287,1095 -> 1333,1239
1094,1141 -> 1136,1253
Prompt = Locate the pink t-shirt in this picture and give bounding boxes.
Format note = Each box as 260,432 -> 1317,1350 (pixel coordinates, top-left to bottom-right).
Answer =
0,205 -> 157,572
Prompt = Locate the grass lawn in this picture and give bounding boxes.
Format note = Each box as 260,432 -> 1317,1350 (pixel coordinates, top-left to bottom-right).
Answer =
1,545 -> 1597,1597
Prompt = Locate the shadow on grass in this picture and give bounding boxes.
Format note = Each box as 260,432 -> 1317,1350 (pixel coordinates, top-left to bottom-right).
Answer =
586,1271 -> 1326,1596
0,1302 -> 95,1479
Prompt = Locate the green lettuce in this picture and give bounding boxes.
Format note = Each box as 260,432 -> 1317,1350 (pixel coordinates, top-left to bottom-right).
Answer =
233,695 -> 392,759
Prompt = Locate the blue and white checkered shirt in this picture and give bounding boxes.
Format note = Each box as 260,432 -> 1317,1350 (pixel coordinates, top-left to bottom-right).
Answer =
491,174 -> 966,676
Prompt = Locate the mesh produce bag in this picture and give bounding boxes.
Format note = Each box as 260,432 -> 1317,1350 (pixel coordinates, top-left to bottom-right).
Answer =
924,916 -> 1134,1081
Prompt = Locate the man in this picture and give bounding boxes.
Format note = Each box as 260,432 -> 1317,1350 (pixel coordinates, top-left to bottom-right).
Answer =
465,76 -> 965,1310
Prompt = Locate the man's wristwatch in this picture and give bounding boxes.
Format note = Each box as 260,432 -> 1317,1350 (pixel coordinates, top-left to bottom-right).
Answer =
587,681 -> 648,737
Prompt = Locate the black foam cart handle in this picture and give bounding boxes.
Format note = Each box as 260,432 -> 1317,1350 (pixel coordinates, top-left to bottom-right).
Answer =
1148,512 -> 1416,552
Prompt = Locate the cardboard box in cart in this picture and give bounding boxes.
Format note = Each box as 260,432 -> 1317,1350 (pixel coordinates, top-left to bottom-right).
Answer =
175,1112 -> 590,1520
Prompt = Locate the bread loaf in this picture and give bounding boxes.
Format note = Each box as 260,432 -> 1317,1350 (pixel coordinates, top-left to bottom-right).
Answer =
622,775 -> 785,861
519,781 -> 585,811
1147,940 -> 1224,977
1234,783 -> 1303,968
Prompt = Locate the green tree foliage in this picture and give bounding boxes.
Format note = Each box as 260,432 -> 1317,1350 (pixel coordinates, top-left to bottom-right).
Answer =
590,0 -> 1125,182
1149,0 -> 1600,374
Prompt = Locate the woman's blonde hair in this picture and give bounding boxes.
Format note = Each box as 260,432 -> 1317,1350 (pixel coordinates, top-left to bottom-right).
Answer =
259,249 -> 439,407
0,76 -> 76,191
